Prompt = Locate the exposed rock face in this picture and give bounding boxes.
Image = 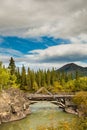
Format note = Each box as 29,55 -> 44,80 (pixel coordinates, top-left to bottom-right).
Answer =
0,88 -> 30,124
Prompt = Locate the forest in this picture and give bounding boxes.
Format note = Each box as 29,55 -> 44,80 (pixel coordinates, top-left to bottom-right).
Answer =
0,57 -> 87,93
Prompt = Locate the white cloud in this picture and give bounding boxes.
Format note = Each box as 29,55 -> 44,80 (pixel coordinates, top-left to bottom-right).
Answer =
70,34 -> 87,44
0,48 -> 23,60
14,41 -> 87,69
3,42 -> 86,65
1,42 -> 87,70
74,61 -> 87,67
0,0 -> 87,39
25,43 -> 87,63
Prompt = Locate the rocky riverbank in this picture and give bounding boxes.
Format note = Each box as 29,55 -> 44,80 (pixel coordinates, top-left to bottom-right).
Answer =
0,88 -> 30,124
64,107 -> 78,115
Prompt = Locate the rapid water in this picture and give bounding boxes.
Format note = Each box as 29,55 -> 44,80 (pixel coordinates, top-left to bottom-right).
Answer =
0,101 -> 76,130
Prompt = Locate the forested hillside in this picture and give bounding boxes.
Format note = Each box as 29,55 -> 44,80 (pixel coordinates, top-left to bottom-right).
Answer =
57,63 -> 87,76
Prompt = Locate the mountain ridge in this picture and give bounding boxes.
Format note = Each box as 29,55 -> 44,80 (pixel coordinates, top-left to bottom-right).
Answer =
56,63 -> 87,76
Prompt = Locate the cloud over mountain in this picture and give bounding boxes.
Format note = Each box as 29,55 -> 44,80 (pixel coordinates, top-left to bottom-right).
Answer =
25,43 -> 87,63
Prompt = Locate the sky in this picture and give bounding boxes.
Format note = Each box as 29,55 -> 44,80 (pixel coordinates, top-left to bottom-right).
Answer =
0,0 -> 87,70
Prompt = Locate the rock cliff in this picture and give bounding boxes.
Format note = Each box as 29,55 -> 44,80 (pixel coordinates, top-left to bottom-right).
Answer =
0,88 -> 30,124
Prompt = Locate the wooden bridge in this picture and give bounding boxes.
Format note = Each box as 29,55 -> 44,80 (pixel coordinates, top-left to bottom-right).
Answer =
26,87 -> 75,108
27,93 -> 75,108
27,93 -> 74,101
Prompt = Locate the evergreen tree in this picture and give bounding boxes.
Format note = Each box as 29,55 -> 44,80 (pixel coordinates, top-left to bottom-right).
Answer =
69,73 -> 73,80
26,67 -> 32,91
56,71 -> 61,82
50,68 -> 56,85
36,70 -> 41,88
30,71 -> 36,91
20,65 -> 26,89
41,70 -> 46,87
75,70 -> 79,80
15,67 -> 21,85
8,57 -> 16,75
46,69 -> 51,86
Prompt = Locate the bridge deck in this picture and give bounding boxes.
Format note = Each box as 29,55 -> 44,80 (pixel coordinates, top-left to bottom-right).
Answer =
27,94 -> 75,100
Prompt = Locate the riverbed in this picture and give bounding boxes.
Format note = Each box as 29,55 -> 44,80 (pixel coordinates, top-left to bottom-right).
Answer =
0,101 -> 76,130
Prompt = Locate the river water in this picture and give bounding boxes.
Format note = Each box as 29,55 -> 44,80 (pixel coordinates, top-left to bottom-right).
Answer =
0,101 -> 76,130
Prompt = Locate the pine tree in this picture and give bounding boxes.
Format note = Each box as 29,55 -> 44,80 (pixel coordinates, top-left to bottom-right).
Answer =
36,70 -> 41,88
26,67 -> 32,91
75,70 -> 79,80
41,70 -> 46,87
15,67 -> 21,85
46,69 -> 51,86
20,65 -> 26,90
30,71 -> 35,91
8,57 -> 16,75
50,68 -> 55,85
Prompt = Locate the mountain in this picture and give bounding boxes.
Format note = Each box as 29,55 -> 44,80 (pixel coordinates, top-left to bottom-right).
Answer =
56,63 -> 87,76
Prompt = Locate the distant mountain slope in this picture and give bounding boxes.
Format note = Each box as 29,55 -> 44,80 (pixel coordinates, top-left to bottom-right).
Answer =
57,63 -> 87,76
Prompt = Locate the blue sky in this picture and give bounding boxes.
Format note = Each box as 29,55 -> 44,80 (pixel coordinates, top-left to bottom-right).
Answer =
0,36 -> 70,54
0,0 -> 87,70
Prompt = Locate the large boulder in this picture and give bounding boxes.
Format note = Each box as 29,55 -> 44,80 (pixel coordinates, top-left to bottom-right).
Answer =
0,88 -> 30,124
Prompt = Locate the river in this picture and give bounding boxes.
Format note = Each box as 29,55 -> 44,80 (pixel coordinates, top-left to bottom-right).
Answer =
0,101 -> 76,130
